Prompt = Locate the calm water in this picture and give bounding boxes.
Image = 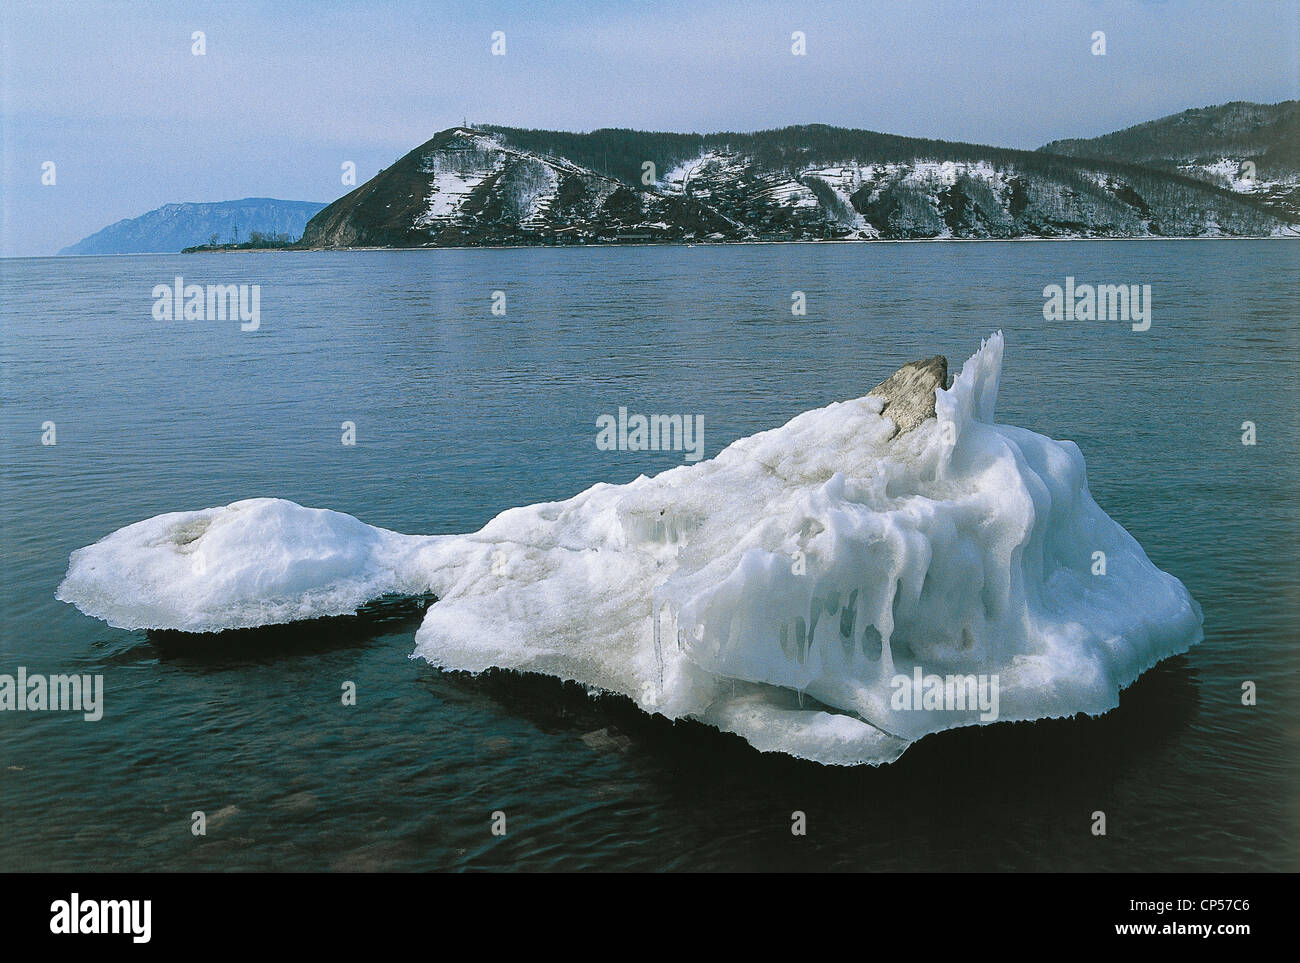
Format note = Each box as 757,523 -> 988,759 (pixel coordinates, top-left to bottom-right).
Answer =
1,241 -> 1296,872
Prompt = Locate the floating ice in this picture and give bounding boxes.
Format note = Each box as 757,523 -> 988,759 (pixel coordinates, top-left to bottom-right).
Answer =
56,499 -> 433,633
57,334 -> 1203,765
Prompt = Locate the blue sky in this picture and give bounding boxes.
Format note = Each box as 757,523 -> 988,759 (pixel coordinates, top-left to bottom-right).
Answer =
2,0 -> 1297,256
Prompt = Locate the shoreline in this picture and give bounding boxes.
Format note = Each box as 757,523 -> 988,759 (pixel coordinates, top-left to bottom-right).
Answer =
23,232 -> 1300,260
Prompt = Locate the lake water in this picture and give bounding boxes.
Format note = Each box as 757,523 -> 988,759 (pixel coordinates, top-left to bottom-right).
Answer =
1,240 -> 1296,871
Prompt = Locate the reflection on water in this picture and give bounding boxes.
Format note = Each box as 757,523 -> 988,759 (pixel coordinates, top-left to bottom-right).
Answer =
145,594 -> 434,663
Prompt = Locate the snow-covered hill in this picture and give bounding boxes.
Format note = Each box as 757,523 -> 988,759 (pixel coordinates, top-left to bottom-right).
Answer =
1040,100 -> 1300,221
300,122 -> 1294,248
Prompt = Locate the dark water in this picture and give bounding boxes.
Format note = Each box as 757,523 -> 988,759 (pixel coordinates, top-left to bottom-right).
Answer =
1,241 -> 1296,872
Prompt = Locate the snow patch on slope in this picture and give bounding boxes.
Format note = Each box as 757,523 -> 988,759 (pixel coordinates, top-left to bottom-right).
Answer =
414,156 -> 503,225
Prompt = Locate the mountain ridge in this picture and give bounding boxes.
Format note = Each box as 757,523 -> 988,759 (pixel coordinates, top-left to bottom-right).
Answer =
299,110 -> 1296,249
60,198 -> 328,255
1039,100 -> 1300,219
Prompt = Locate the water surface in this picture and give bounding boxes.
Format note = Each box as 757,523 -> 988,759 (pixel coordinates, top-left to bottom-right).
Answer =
1,241 -> 1296,871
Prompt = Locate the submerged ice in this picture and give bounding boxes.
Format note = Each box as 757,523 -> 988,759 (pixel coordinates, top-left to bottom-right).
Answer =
57,333 -> 1203,765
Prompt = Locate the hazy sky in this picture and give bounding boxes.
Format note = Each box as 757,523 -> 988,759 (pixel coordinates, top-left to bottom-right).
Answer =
3,0 -> 1297,256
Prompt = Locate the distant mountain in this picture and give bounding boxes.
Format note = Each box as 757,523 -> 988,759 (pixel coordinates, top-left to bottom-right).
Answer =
299,122 -> 1294,249
1040,101 -> 1300,219
60,198 -> 328,255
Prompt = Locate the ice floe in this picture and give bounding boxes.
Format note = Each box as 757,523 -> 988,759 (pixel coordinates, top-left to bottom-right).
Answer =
57,334 -> 1203,764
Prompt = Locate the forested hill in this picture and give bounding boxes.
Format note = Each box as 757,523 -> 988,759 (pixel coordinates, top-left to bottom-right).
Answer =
299,115 -> 1295,249
1039,101 -> 1299,219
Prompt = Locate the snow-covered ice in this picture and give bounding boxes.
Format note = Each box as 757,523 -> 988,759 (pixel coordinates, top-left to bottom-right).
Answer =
56,498 -> 434,633
57,334 -> 1203,764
